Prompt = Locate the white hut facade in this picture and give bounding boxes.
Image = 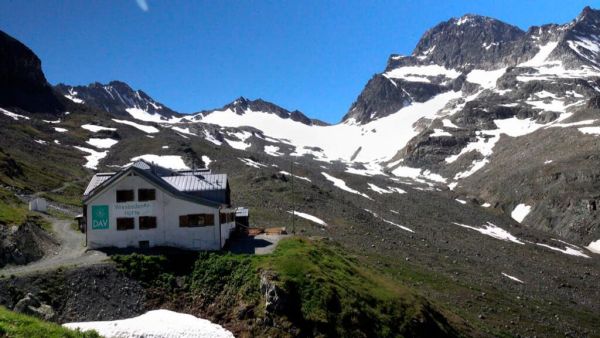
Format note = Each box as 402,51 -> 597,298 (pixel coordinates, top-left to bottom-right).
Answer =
82,160 -> 236,250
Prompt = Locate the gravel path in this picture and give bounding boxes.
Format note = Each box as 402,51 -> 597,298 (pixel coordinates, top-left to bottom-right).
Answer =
0,217 -> 107,276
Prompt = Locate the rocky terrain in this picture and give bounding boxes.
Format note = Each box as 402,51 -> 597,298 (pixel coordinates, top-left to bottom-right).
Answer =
1,6 -> 600,337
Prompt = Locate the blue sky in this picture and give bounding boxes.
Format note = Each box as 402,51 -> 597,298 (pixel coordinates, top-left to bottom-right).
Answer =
0,0 -> 593,122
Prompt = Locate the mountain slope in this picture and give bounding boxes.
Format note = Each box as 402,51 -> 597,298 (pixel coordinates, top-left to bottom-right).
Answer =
2,10 -> 600,337
55,81 -> 180,122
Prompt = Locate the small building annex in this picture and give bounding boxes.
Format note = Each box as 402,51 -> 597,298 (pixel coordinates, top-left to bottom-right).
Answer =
82,159 -> 236,250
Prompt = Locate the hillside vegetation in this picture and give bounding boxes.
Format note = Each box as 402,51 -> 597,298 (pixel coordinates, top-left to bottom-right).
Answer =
0,306 -> 100,338
112,237 -> 465,337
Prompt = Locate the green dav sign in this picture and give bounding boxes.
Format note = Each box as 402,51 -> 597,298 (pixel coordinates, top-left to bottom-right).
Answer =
91,205 -> 109,230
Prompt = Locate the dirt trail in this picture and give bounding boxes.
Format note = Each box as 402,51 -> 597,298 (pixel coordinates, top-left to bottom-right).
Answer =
0,217 -> 107,276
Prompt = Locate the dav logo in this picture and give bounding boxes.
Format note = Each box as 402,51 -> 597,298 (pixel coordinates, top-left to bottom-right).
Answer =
92,205 -> 109,230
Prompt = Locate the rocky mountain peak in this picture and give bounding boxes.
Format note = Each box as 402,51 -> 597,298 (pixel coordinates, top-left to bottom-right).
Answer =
218,97 -> 324,125
55,81 -> 178,119
411,14 -> 525,69
0,30 -> 63,114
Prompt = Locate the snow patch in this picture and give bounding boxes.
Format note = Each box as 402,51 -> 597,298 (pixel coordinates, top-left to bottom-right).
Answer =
279,171 -> 311,182
264,145 -> 283,157
112,119 -> 159,133
536,243 -> 590,258
238,158 -> 266,169
201,155 -> 212,168
586,239 -> 600,254
322,172 -> 373,200
578,126 -> 600,135
453,222 -> 524,244
63,309 -> 234,338
81,124 -> 117,132
511,204 -> 531,223
130,155 -> 190,170
384,65 -> 461,83
54,127 -> 68,133
430,129 -> 453,137
501,272 -> 524,283
288,211 -> 327,226
74,146 -> 108,169
86,138 -> 119,149
466,68 -> 506,89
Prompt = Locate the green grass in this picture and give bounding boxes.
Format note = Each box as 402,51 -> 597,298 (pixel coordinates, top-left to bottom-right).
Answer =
0,306 -> 100,338
112,237 -> 461,337
0,187 -> 28,226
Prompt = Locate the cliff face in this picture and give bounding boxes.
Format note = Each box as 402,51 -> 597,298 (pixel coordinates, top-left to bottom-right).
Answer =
0,30 -> 63,114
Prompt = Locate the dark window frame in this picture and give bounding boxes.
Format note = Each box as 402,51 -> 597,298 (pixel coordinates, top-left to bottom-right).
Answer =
116,217 -> 135,231
138,189 -> 156,202
180,213 -> 214,227
116,190 -> 134,203
139,216 -> 157,230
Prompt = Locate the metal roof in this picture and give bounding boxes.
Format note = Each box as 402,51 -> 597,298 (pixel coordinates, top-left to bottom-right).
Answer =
83,173 -> 113,196
83,160 -> 227,198
162,174 -> 227,192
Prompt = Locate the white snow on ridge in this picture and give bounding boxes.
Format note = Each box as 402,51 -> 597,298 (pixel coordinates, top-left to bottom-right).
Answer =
203,130 -> 222,146
279,171 -> 311,182
54,127 -> 68,133
368,183 -> 392,194
501,272 -> 524,283
452,222 -> 524,244
511,204 -> 531,223
113,119 -> 159,133
64,94 -> 84,104
130,154 -> 190,170
264,145 -> 283,157
238,158 -> 267,169
578,126 -> 600,135
198,91 -> 462,164
384,65 -> 461,83
0,107 -> 30,121
466,68 -> 506,89
86,138 -> 119,149
322,172 -> 373,200
363,209 -> 414,233
586,239 -> 600,254
201,155 -> 212,168
172,126 -> 197,136
536,243 -> 590,258
126,107 -> 180,123
288,211 -> 327,226
430,129 -> 453,137
63,309 -> 234,338
519,41 -> 558,67
225,131 -> 252,150
82,124 -> 117,132
74,146 -> 108,170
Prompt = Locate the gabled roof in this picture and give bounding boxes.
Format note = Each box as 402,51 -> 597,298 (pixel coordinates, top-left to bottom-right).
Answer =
83,159 -> 228,207
162,174 -> 228,192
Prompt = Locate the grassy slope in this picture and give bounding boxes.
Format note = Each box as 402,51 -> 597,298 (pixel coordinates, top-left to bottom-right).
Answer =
0,306 -> 100,338
112,237 -> 467,337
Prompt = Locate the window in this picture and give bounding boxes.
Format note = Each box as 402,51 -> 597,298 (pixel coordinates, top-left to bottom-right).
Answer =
116,190 -> 134,203
138,189 -> 156,201
180,213 -> 214,227
116,217 -> 134,231
139,216 -> 157,230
